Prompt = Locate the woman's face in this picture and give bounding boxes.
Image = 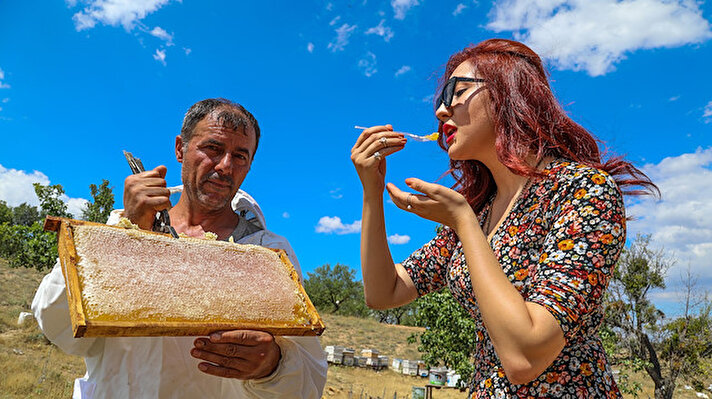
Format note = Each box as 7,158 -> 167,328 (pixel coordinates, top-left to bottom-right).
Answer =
436,60 -> 495,162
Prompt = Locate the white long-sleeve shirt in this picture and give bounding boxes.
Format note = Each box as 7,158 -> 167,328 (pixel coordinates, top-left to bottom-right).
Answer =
32,190 -> 327,399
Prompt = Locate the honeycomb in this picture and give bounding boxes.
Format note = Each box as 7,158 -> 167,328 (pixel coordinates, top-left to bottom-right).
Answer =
71,225 -> 311,326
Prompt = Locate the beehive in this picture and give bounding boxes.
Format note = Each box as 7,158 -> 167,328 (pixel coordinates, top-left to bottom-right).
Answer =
44,216 -> 324,338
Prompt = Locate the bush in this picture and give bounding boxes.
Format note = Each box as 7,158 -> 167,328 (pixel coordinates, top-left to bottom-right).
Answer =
0,222 -> 57,271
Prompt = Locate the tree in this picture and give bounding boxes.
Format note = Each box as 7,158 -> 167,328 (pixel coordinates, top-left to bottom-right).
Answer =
0,200 -> 12,224
303,263 -> 366,315
33,183 -> 72,219
0,221 -> 57,271
605,234 -> 712,399
81,179 -> 115,223
372,301 -> 418,325
12,202 -> 41,226
408,290 -> 477,387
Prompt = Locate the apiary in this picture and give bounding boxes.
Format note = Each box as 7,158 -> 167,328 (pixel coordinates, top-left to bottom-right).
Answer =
44,217 -> 324,338
342,348 -> 355,366
325,345 -> 344,364
402,359 -> 419,376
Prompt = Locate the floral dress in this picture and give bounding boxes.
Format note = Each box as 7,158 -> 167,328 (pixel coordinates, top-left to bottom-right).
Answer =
401,160 -> 624,398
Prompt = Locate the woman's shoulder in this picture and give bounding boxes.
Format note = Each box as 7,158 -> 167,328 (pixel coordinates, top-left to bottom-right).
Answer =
547,159 -> 618,190
543,159 -> 623,208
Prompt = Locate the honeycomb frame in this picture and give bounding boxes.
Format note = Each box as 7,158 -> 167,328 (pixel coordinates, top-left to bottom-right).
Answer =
44,216 -> 325,338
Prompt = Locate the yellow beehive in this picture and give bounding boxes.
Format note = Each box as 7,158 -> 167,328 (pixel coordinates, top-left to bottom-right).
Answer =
44,216 -> 324,338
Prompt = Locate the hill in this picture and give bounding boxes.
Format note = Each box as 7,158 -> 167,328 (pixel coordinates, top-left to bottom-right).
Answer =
0,260 -> 705,398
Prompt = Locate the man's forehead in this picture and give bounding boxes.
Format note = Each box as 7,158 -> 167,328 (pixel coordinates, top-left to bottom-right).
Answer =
201,109 -> 252,133
193,114 -> 254,142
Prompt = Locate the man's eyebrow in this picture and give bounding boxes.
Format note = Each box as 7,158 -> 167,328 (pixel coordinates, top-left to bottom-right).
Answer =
200,138 -> 224,147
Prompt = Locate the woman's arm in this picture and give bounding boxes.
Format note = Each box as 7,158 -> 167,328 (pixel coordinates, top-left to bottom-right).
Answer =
454,217 -> 565,384
387,178 -> 565,384
361,189 -> 418,309
351,125 -> 417,309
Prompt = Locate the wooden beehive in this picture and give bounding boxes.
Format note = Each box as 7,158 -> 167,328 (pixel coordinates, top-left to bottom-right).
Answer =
44,216 -> 325,338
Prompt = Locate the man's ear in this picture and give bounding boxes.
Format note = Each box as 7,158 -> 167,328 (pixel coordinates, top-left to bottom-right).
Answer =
175,136 -> 184,163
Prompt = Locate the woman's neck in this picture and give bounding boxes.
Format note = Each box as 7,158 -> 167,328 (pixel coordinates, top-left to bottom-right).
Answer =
482,154 -> 549,200
482,155 -> 529,200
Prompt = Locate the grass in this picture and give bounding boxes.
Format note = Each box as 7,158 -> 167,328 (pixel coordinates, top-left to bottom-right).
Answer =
0,259 -> 85,398
0,259 -> 709,398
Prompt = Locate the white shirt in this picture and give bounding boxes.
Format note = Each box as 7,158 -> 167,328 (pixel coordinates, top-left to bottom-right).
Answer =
32,190 -> 327,399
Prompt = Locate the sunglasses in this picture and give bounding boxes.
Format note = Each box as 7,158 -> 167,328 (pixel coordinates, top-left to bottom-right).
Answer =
437,77 -> 486,108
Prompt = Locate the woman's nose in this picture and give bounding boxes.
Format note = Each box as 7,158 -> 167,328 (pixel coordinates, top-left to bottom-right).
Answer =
435,102 -> 452,122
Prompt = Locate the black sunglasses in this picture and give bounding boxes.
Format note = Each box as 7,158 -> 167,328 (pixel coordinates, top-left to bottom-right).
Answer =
437,77 -> 486,108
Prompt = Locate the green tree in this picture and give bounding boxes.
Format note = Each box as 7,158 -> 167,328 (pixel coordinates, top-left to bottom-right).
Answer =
0,200 -> 12,224
12,202 -> 41,226
408,290 -> 477,387
81,179 -> 115,223
33,182 -> 72,219
372,301 -> 418,325
605,235 -> 712,399
303,263 -> 366,315
0,222 -> 57,271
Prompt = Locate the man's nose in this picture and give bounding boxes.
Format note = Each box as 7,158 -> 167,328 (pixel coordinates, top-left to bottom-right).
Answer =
215,153 -> 234,174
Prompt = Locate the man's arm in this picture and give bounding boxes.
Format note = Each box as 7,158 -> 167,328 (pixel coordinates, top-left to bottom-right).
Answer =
31,260 -> 101,357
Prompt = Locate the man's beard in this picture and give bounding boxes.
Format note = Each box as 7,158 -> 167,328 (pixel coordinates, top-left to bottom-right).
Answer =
185,172 -> 235,211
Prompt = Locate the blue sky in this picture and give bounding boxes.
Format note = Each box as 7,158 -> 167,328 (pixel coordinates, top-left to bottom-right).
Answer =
1,0 -> 711,315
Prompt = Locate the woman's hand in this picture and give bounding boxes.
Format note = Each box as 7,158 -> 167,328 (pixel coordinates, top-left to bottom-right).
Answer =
386,177 -> 477,231
351,125 -> 407,195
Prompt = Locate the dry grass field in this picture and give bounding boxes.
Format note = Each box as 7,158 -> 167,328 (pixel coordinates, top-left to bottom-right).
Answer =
0,259 -> 709,398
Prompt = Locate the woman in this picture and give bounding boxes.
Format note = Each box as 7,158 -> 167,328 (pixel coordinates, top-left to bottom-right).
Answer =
351,39 -> 657,397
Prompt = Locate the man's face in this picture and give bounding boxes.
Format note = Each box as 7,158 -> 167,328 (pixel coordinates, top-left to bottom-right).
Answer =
176,112 -> 257,212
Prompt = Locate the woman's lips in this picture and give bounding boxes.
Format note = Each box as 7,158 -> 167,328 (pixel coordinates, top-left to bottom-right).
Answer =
443,124 -> 457,145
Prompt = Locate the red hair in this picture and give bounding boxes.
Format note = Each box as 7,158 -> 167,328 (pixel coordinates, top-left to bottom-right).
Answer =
436,39 -> 659,213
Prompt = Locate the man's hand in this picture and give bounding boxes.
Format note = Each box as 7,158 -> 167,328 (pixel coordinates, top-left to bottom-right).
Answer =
191,330 -> 281,380
123,165 -> 171,230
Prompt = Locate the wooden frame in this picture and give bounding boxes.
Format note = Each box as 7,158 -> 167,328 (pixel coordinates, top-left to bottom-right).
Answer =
44,216 -> 325,338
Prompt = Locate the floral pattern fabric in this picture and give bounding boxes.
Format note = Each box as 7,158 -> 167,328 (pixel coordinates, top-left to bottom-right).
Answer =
401,160 -> 625,398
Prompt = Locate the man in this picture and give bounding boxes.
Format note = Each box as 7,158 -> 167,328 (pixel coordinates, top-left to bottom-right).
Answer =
32,98 -> 327,398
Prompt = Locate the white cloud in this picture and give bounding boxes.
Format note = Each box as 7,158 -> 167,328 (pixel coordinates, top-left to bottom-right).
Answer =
66,197 -> 89,218
453,3 -> 467,16
329,188 -> 343,199
282,212 -> 290,218
391,0 -> 420,20
422,94 -> 434,103
329,16 -> 341,26
365,19 -> 394,42
149,26 -> 173,45
183,47 -> 191,55
153,49 -> 166,66
395,65 -> 411,77
70,0 -> 174,31
487,0 -> 712,76
0,165 -> 50,207
388,234 -> 411,244
0,68 -> 10,89
307,42 -> 315,53
315,216 -> 362,235
626,147 -> 712,282
358,52 -> 378,77
703,100 -> 712,123
328,23 -> 357,52
0,164 -> 88,218
669,95 -> 681,102
1,98 -> 8,103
